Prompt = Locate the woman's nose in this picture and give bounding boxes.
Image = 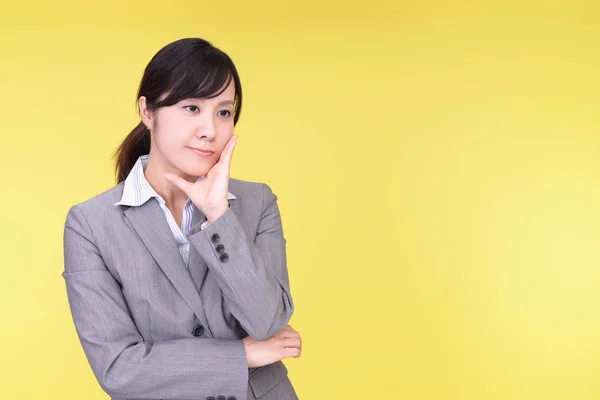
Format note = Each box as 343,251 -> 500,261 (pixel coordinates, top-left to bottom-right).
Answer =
195,115 -> 217,139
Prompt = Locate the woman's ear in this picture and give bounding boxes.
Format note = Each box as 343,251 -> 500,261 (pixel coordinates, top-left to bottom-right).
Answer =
139,96 -> 154,130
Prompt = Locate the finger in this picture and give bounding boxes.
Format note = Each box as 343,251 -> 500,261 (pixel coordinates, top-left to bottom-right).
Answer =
281,338 -> 302,351
281,330 -> 300,339
217,136 -> 234,164
218,134 -> 237,166
282,347 -> 301,359
273,325 -> 297,340
222,134 -> 237,164
206,162 -> 231,196
164,173 -> 194,195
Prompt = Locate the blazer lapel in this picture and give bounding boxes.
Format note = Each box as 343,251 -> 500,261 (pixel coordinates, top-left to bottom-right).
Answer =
188,208 -> 209,292
123,199 -> 211,334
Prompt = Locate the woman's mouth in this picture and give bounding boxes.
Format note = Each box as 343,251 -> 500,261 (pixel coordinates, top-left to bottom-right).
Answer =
189,147 -> 215,157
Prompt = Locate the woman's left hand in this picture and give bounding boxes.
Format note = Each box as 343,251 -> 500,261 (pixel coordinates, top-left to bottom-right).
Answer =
164,134 -> 237,222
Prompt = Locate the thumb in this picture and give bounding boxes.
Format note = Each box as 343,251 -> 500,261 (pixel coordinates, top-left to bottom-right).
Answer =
164,173 -> 194,195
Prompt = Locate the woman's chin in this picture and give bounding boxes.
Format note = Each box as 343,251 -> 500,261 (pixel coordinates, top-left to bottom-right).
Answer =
179,163 -> 213,179
171,153 -> 218,179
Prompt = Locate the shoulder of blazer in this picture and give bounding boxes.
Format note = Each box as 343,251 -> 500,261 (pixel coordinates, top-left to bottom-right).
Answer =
228,177 -> 269,198
229,178 -> 279,214
69,181 -> 125,215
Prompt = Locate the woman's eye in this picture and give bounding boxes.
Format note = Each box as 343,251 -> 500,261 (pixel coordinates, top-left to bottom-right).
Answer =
218,110 -> 232,117
184,105 -> 199,113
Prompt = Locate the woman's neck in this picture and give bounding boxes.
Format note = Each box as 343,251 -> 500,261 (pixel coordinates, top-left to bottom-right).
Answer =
144,150 -> 194,208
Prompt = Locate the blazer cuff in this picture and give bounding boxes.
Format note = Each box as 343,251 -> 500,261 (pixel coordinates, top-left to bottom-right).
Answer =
200,220 -> 209,231
188,206 -> 247,263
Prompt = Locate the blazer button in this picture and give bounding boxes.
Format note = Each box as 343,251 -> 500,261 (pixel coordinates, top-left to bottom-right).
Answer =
211,233 -> 220,244
206,397 -> 216,400
227,397 -> 237,400
216,244 -> 225,254
217,397 -> 226,400
219,253 -> 229,263
192,324 -> 205,337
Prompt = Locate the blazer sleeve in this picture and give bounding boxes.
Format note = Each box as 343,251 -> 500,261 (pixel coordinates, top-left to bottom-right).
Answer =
62,205 -> 249,400
188,183 -> 294,340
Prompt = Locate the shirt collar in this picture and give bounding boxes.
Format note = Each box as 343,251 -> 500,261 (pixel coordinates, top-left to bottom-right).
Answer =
115,154 -> 236,207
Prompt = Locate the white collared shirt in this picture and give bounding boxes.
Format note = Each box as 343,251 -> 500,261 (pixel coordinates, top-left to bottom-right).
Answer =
114,154 -> 236,266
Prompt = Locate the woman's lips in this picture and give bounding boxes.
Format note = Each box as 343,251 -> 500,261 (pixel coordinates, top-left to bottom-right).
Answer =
189,147 -> 214,157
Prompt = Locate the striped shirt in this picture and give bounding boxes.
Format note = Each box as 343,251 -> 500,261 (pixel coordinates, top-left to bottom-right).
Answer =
114,154 -> 236,266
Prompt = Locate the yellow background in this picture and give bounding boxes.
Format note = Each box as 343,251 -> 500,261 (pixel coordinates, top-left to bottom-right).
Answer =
2,0 -> 600,398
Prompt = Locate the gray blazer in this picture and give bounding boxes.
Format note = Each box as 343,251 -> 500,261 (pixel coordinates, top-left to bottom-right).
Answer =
62,178 -> 298,400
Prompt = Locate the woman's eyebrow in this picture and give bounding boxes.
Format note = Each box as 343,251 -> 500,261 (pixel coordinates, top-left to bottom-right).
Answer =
189,98 -> 234,105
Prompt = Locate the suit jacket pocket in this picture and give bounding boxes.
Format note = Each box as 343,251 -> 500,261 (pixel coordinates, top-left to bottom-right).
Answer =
249,361 -> 288,398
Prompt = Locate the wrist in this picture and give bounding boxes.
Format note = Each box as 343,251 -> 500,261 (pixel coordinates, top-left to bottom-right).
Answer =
206,203 -> 230,223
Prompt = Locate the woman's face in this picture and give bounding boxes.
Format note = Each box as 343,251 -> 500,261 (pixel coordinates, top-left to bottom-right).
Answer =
142,78 -> 236,180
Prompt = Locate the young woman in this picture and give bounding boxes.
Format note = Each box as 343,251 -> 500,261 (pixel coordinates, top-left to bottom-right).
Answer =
62,38 -> 301,400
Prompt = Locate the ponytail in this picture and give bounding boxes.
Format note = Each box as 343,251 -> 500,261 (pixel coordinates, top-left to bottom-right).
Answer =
113,121 -> 150,184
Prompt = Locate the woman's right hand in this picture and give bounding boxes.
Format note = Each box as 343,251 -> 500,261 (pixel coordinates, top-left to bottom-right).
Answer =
243,325 -> 302,368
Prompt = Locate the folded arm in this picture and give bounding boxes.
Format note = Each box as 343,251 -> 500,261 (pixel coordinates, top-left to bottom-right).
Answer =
189,183 -> 294,340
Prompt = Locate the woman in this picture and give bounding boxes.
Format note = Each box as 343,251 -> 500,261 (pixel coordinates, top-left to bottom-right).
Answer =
62,38 -> 301,400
